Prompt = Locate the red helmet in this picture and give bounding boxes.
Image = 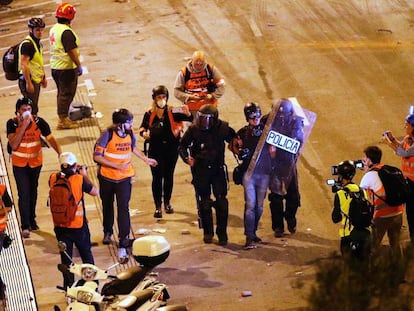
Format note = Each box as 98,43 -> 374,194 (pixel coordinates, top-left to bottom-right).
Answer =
56,3 -> 76,20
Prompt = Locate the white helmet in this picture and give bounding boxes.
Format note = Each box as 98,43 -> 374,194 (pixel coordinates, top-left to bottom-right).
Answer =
59,152 -> 77,166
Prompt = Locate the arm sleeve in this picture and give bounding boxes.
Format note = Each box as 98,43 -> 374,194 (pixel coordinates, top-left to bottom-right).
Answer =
173,70 -> 189,103
20,41 -> 35,59
82,177 -> 93,194
61,29 -> 77,52
37,118 -> 52,137
6,119 -> 17,136
331,194 -> 342,223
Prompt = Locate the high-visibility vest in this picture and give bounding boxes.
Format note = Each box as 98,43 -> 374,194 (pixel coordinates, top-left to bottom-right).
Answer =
401,137 -> 414,182
99,132 -> 134,181
19,35 -> 44,83
0,185 -> 8,232
148,108 -> 183,138
11,118 -> 42,168
49,23 -> 80,70
337,183 -> 361,237
49,173 -> 84,229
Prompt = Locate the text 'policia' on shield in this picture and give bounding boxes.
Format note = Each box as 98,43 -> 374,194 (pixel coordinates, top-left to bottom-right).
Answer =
266,130 -> 301,154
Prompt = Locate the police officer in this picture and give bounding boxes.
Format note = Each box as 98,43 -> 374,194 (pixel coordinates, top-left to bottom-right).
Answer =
19,17 -> 47,115
93,108 -> 157,262
229,102 -> 271,249
49,152 -> 98,289
178,104 -> 236,245
138,85 -> 193,218
268,98 -> 304,238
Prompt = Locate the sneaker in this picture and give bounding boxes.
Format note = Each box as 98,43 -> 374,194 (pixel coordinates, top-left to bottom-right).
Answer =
22,229 -> 30,238
244,237 -> 257,250
118,248 -> 129,264
274,229 -> 284,238
288,226 -> 296,234
164,204 -> 174,214
102,234 -> 112,245
153,208 -> 162,218
57,117 -> 79,130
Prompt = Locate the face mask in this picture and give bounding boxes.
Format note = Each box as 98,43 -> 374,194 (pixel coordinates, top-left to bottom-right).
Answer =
156,99 -> 166,108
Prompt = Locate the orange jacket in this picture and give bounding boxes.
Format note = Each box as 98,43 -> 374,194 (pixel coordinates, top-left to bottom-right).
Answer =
401,138 -> 414,182
98,132 -> 134,181
0,185 -> 7,232
49,173 -> 84,228
11,119 -> 42,168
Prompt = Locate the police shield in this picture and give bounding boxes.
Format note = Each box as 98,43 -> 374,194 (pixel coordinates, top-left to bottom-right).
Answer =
244,98 -> 317,195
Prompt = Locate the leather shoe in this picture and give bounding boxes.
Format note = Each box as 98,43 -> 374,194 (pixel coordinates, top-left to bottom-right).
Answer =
102,234 -> 112,245
154,208 -> 162,218
164,204 -> 174,214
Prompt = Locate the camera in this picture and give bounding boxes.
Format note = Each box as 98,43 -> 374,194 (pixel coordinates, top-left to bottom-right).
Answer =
326,178 -> 343,193
331,159 -> 364,175
238,148 -> 251,161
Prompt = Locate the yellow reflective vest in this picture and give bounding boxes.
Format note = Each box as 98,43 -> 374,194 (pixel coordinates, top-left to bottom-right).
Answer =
49,23 -> 79,70
19,36 -> 44,83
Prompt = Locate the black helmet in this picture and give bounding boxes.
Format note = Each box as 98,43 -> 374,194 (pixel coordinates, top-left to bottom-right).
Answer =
337,160 -> 356,180
278,98 -> 294,115
152,85 -> 169,101
196,104 -> 218,130
244,102 -> 261,122
406,114 -> 414,127
112,108 -> 133,124
15,97 -> 33,113
28,17 -> 45,29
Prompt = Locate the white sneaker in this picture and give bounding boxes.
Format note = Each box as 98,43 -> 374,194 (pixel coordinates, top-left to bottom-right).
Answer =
118,248 -> 128,264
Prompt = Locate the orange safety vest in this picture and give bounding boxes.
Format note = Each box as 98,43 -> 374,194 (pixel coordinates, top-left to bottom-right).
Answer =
181,64 -> 218,111
49,173 -> 84,229
0,185 -> 7,232
369,164 -> 404,218
401,137 -> 414,182
99,132 -> 134,181
11,118 -> 42,168
148,109 -> 183,138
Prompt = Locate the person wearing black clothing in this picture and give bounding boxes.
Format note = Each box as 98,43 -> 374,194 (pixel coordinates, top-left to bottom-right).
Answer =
178,104 -> 236,245
268,98 -> 304,238
19,17 -> 47,115
139,85 -> 193,218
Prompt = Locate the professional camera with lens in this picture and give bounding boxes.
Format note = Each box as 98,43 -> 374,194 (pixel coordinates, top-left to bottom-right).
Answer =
326,178 -> 343,193
238,148 -> 251,161
331,159 -> 364,175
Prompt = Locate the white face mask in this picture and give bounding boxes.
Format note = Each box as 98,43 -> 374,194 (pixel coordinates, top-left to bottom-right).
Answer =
156,99 -> 166,108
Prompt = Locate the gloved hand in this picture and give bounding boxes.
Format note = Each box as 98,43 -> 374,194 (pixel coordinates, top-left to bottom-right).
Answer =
76,66 -> 83,76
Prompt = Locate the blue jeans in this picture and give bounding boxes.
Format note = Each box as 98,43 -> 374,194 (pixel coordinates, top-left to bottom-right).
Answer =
243,173 -> 270,238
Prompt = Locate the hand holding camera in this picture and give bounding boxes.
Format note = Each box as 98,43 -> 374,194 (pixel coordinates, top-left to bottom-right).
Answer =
382,130 -> 395,144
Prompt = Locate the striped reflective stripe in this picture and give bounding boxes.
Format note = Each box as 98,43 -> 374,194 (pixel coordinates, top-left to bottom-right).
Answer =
104,152 -> 131,160
19,141 -> 41,148
12,150 -> 41,158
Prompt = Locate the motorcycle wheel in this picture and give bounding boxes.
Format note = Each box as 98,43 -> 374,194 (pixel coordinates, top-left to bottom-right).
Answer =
0,0 -> 12,5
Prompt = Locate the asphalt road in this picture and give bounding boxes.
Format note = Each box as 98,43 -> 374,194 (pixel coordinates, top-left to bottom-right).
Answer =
1,0 -> 414,310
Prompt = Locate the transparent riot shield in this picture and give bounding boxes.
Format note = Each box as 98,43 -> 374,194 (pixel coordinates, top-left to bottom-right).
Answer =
244,97 -> 317,195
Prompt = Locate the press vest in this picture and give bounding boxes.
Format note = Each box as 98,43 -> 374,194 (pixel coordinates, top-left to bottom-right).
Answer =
148,108 -> 183,138
401,137 -> 414,182
49,173 -> 84,229
337,183 -> 361,238
49,23 -> 79,70
0,185 -> 8,232
99,132 -> 134,181
11,117 -> 42,168
182,64 -> 218,111
370,164 -> 404,218
19,35 -> 44,83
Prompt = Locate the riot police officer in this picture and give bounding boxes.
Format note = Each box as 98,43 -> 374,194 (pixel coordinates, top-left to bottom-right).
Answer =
178,104 -> 236,245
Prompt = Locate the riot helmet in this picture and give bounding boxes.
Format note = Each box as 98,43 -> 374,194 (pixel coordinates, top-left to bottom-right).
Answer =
112,108 -> 133,124
56,3 -> 76,20
406,114 -> 414,127
337,160 -> 356,180
278,98 -> 294,115
15,97 -> 33,113
196,104 -> 218,131
28,18 -> 45,29
152,85 -> 169,101
244,102 -> 261,121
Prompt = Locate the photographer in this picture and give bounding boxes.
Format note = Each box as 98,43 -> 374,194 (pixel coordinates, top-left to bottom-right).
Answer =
359,146 -> 403,258
331,160 -> 370,259
49,152 -> 98,289
229,102 -> 270,249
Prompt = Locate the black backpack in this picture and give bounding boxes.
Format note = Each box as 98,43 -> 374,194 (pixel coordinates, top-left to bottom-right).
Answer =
374,165 -> 410,206
2,42 -> 22,81
345,188 -> 374,229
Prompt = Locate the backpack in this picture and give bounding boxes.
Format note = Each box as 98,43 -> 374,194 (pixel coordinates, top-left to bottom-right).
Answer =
2,42 -> 21,81
49,174 -> 78,227
345,188 -> 374,229
374,165 -> 410,206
